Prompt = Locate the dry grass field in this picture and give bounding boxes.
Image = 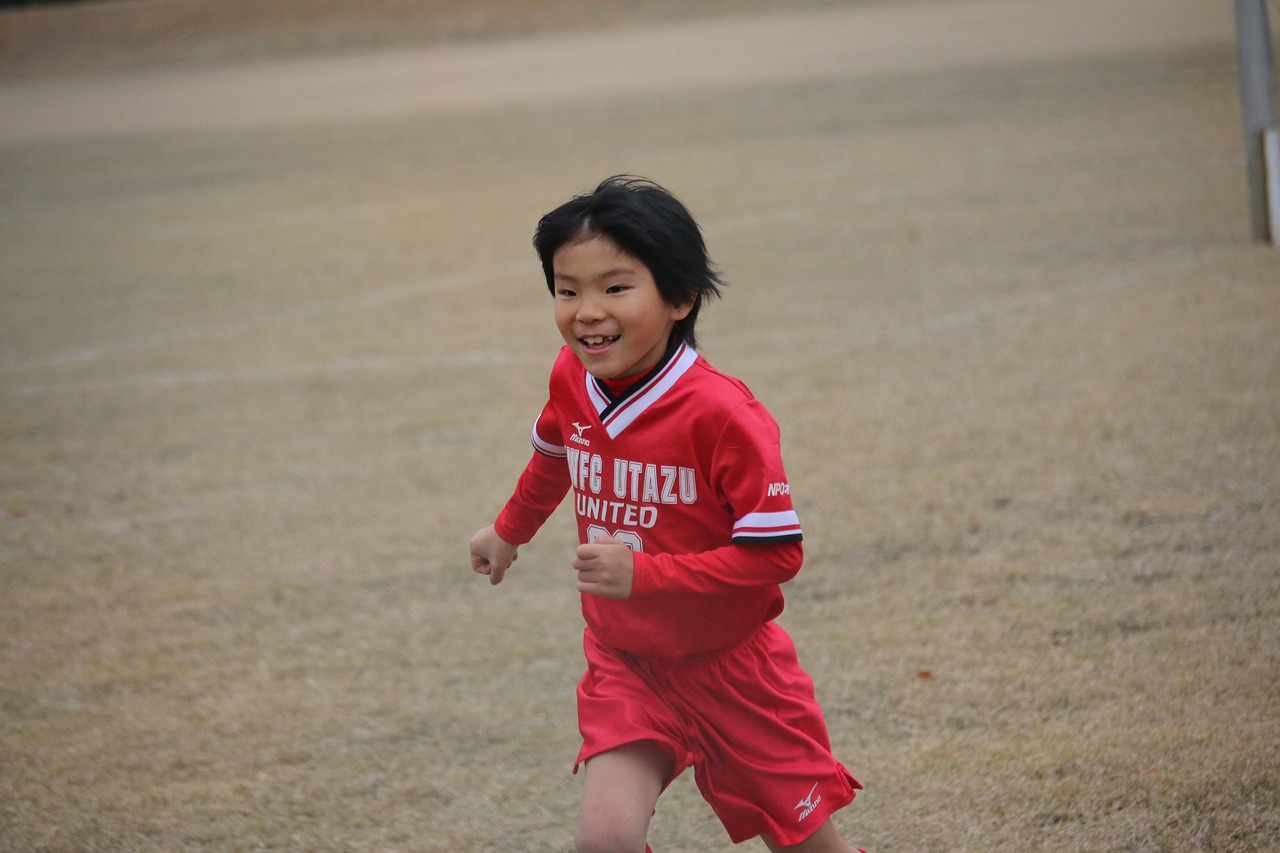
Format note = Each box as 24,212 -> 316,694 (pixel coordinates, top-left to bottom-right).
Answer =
2,0 -> 1278,850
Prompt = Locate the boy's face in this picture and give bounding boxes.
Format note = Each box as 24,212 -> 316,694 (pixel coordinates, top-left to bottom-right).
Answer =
552,235 -> 692,381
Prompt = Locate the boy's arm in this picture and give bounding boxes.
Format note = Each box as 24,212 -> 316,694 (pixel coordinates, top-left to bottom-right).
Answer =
469,450 -> 570,586
628,540 -> 803,598
493,450 -> 571,545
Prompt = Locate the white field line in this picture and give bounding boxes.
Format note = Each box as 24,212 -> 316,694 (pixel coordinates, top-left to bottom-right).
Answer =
8,197 -> 832,384
12,350 -> 518,396
911,258 -> 1196,339
6,198 -> 833,389
148,197 -> 455,241
11,254 -> 1193,396
5,199 -> 1196,395
89,507 -> 197,535
1,260 -> 530,377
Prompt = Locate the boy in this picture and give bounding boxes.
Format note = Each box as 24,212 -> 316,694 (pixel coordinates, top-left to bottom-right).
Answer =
469,176 -> 864,853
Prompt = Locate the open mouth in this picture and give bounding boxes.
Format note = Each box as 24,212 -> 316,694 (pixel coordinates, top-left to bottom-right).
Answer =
580,335 -> 619,352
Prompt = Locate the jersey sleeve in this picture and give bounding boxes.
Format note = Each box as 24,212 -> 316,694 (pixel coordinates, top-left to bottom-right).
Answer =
714,398 -> 803,544
528,404 -> 567,460
630,539 -> 803,596
492,401 -> 570,545
493,450 -> 570,545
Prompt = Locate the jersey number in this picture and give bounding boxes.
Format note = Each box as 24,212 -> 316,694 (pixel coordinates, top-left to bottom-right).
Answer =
586,525 -> 644,552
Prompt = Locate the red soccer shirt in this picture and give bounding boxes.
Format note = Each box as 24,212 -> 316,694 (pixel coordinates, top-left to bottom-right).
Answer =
495,342 -> 804,659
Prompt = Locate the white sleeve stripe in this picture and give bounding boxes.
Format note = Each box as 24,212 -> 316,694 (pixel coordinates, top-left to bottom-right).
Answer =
733,530 -> 803,542
531,418 -> 566,457
733,510 -> 802,534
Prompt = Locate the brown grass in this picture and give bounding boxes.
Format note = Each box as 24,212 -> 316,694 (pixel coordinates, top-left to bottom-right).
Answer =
0,0 -> 849,80
1,1 -> 1278,851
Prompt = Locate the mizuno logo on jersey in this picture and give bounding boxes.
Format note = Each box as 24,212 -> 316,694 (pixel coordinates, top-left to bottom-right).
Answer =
569,422 -> 592,446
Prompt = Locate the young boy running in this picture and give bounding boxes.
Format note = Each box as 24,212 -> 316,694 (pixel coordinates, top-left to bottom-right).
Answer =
469,176 -> 865,853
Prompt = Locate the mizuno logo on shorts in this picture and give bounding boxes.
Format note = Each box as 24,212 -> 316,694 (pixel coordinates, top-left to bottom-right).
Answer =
794,782 -> 822,821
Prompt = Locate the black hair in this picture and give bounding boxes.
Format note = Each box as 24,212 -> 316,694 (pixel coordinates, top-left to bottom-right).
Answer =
533,175 -> 725,349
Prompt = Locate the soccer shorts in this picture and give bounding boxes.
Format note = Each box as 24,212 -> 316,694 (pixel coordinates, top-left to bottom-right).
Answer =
575,621 -> 861,845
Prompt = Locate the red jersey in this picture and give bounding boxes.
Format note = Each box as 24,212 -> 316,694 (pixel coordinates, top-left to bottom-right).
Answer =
495,342 -> 804,659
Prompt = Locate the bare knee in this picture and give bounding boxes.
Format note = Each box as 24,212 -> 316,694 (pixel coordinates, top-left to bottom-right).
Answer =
574,741 -> 670,853
574,808 -> 648,853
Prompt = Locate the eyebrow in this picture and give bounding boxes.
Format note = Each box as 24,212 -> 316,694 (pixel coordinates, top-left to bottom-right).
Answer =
554,266 -> 639,282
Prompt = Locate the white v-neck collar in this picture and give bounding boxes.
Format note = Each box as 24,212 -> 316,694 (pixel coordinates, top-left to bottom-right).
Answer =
584,343 -> 698,438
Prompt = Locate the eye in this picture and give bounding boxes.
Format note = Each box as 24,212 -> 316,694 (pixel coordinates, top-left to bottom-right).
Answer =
556,287 -> 577,298
606,283 -> 630,294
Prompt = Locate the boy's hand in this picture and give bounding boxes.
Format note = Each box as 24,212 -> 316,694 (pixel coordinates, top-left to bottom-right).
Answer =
573,535 -> 634,600
470,525 -> 519,586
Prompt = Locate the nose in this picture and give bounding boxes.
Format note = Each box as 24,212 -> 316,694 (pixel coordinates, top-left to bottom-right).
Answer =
576,292 -> 606,322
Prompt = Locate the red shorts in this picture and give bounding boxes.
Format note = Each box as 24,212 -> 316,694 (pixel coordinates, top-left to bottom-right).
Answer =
575,621 -> 861,845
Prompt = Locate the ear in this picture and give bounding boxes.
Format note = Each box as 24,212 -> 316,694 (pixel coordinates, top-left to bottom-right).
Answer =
670,299 -> 695,322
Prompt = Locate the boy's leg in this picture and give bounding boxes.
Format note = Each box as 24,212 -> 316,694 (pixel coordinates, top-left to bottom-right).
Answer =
762,819 -> 864,853
575,740 -> 673,853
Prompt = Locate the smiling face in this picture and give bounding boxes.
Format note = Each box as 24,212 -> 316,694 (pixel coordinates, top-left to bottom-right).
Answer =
552,235 -> 692,381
